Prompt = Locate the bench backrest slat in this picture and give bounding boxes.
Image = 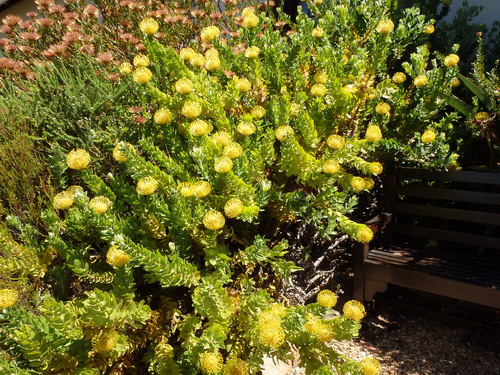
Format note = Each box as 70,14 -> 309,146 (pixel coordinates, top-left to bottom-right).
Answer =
396,185 -> 500,205
396,167 -> 500,185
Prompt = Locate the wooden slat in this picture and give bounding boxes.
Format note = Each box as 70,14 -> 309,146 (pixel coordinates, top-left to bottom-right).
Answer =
392,223 -> 500,250
393,202 -> 500,225
396,168 -> 500,185
395,185 -> 500,205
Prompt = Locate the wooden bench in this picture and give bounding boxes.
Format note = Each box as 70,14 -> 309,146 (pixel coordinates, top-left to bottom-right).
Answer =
353,166 -> 500,310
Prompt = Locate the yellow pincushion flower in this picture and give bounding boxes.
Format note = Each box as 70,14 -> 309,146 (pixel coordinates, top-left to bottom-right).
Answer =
179,47 -> 196,61
154,108 -> 173,124
235,78 -> 252,93
369,162 -> 383,175
343,300 -> 367,320
119,62 -> 133,74
376,19 -> 395,34
140,17 -> 159,35
0,289 -> 19,308
237,121 -> 256,136
178,182 -> 195,197
241,7 -> 254,17
189,119 -> 212,136
136,176 -> 159,195
175,78 -> 194,94
194,181 -> 212,197
191,53 -> 206,68
424,24 -> 435,34
275,125 -> 294,141
200,25 -> 220,43
311,83 -> 327,97
258,310 -> 282,327
133,67 -> 153,83
312,27 -> 324,38
321,160 -> 340,174
214,156 -> 233,173
181,101 -> 202,119
66,148 -> 90,170
133,54 -> 149,67
414,75 -> 428,87
205,48 -> 219,59
474,112 -> 489,122
53,191 -> 74,210
245,46 -> 260,59
314,71 -> 328,84
106,246 -> 131,267
223,142 -> 243,159
224,198 -> 244,218
251,105 -> 266,119
92,330 -> 119,352
205,57 -> 221,71
223,358 -> 249,375
315,0 -> 324,4
375,102 -> 390,115
203,210 -> 225,230
317,290 -> 338,308
89,196 -> 111,214
113,142 -> 133,162
66,185 -> 83,197
443,0 -> 452,5
259,324 -> 285,348
365,125 -> 382,142
242,12 -> 259,28
421,129 -> 436,143
363,177 -> 375,190
304,315 -> 334,342
451,78 -> 461,87
351,176 -> 366,192
444,53 -> 460,67
392,72 -> 406,84
199,351 -> 224,375
356,226 -> 374,243
360,357 -> 382,375
212,131 -> 232,146
327,134 -> 344,149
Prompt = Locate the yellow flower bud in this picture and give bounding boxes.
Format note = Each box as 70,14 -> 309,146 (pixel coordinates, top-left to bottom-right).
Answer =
205,48 -> 219,59
363,177 -> 375,190
375,102 -> 390,115
89,196 -> 111,214
235,77 -> 252,93
205,57 -> 221,71
203,210 -> 225,230
237,121 -> 256,136
66,148 -> 91,170
443,0 -> 452,6
369,162 -> 383,175
317,290 -> 338,308
66,185 -> 83,197
119,62 -> 133,74
113,142 -> 133,162
414,75 -> 428,87
106,246 -> 131,267
474,112 -> 489,122
224,198 -> 244,218
179,47 -> 196,61
327,134 -> 344,149
245,46 -> 260,59
154,108 -> 173,124
133,54 -> 149,67
191,53 -> 206,68
311,83 -> 327,96
136,176 -> 159,195
92,330 -> 119,352
200,25 -> 220,43
275,125 -> 294,141
175,78 -> 194,94
181,101 -> 202,119
140,17 -> 159,35
421,129 -> 436,143
189,119 -> 212,136
212,131 -> 232,146
133,67 -> 153,84
251,105 -> 266,119
392,72 -> 406,84
0,289 -> 19,308
451,78 -> 461,87
444,53 -> 460,67
194,181 -> 212,197
376,19 -> 394,34
314,70 -> 328,84
343,300 -> 367,320
365,125 -> 382,142
178,182 -> 195,197
321,160 -> 340,174
312,27 -> 324,38
224,358 -> 249,375
242,13 -> 259,28
290,103 -> 299,116
424,24 -> 435,34
351,176 -> 366,192
214,156 -> 233,173
241,7 -> 254,17
360,357 -> 382,375
199,351 -> 224,375
223,142 -> 243,159
315,0 -> 324,5
53,191 -> 74,210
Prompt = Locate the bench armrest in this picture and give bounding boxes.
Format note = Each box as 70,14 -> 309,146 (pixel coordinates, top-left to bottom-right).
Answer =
364,212 -> 392,235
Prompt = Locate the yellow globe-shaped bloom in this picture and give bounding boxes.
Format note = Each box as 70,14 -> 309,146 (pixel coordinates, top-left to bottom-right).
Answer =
223,142 -> 243,159
205,48 -> 219,59
119,62 -> 133,74
214,156 -> 233,173
421,129 -> 436,143
66,148 -> 90,170
241,7 -> 254,17
313,322 -> 335,342
133,54 -> 149,67
154,108 -> 173,124
175,78 -> 194,94
451,78 -> 461,87
200,25 -> 220,43
392,72 -> 406,84
235,78 -> 251,93
223,358 -> 249,375
245,46 -> 260,59
242,13 -> 259,28
312,27 -> 324,38
136,176 -> 159,195
375,102 -> 390,115
53,191 -> 74,210
205,57 -> 221,71
321,160 -> 340,174
275,125 -> 294,141
356,226 -> 374,243
140,17 -> 159,35
179,47 -> 196,61
311,83 -> 327,97
259,324 -> 285,348
66,185 -> 84,197
474,111 -> 489,122
369,162 -> 383,175
191,53 -> 206,68
376,19 -> 394,34
365,125 -> 383,142
363,177 -> 375,190
89,196 -> 111,214
92,330 -> 119,352
212,131 -> 232,146
290,103 -> 299,116
199,351 -> 224,375
113,142 -> 133,162
351,176 -> 366,192
106,246 -> 131,267
424,24 -> 435,34
194,181 -> 212,197
224,198 -> 244,218
343,300 -> 367,320
133,67 -> 153,84
315,0 -> 324,4
360,357 -> 382,375
444,53 -> 460,67
181,101 -> 202,119
317,290 -> 338,308
414,75 -> 428,87
237,121 -> 256,136
314,71 -> 328,84
327,134 -> 344,149
203,210 -> 225,230
178,182 -> 195,197
189,119 -> 212,136
251,105 -> 266,119
0,289 -> 19,308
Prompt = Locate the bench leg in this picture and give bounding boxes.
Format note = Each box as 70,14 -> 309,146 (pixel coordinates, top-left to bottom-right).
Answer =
365,280 -> 388,302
